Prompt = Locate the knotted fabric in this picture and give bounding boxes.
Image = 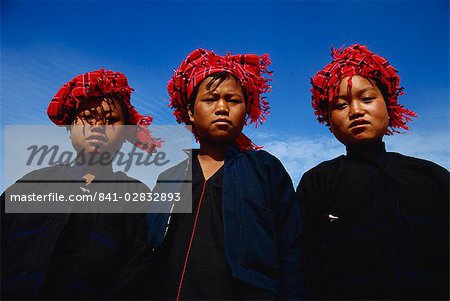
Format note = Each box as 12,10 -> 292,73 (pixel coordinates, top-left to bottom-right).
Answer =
48,68 -> 161,152
167,49 -> 272,150
311,44 -> 416,134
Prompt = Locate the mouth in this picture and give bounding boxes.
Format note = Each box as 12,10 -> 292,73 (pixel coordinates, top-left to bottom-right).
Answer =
349,119 -> 370,129
86,134 -> 108,144
212,118 -> 232,125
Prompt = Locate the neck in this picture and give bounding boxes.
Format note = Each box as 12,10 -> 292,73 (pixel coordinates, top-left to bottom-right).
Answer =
75,158 -> 114,175
198,141 -> 229,161
197,141 -> 230,180
346,140 -> 385,161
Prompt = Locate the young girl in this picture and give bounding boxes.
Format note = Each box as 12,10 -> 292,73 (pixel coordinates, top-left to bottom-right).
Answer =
148,49 -> 307,300
2,69 -> 158,300
297,44 -> 449,300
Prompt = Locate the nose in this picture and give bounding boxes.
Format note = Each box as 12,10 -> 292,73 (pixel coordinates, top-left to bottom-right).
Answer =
90,117 -> 107,133
214,99 -> 229,116
349,100 -> 365,119
93,117 -> 105,125
91,106 -> 107,125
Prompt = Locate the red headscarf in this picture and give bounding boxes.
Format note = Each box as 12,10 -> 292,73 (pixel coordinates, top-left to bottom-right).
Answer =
311,44 -> 416,134
167,48 -> 272,150
47,68 -> 161,152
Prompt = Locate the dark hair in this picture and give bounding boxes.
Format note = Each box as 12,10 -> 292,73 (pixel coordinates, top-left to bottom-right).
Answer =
321,77 -> 390,115
69,95 -> 130,129
113,95 -> 131,125
188,72 -> 247,108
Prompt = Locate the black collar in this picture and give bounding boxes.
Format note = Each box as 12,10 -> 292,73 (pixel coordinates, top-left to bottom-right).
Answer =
346,141 -> 386,163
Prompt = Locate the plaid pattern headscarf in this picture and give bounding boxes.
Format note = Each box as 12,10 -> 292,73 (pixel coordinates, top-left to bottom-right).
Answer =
48,68 -> 161,152
167,48 -> 272,150
311,44 -> 416,134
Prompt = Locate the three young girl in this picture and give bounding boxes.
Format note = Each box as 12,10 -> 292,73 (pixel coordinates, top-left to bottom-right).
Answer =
2,45 -> 448,300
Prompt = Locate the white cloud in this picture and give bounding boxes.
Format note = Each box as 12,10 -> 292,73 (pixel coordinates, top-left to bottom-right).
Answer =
253,130 -> 449,187
385,131 -> 449,168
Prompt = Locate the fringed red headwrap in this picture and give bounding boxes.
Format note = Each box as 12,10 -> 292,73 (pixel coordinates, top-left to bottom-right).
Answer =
167,48 -> 272,150
47,68 -> 162,152
311,44 -> 416,134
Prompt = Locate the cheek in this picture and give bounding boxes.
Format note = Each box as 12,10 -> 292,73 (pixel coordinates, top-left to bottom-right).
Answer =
374,103 -> 390,128
107,127 -> 125,142
70,130 -> 84,150
329,112 -> 347,131
233,105 -> 247,123
237,110 -> 246,125
193,103 -> 209,120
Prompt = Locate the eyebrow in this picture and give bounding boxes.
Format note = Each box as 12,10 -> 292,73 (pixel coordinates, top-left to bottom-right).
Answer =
79,106 -> 116,115
338,87 -> 378,99
201,91 -> 244,98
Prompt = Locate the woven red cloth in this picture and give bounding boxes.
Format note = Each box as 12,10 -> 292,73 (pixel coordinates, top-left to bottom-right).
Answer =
47,68 -> 161,152
311,44 -> 416,134
167,48 -> 272,150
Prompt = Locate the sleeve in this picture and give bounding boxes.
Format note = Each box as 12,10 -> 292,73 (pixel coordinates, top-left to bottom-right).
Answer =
104,184 -> 153,300
431,163 -> 450,217
263,153 -> 309,300
146,158 -> 190,248
1,191 -> 14,287
295,167 -> 327,300
2,182 -> 21,277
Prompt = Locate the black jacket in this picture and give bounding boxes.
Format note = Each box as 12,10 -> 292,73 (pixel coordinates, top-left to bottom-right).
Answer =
1,165 -> 151,300
147,148 -> 309,299
297,143 -> 449,300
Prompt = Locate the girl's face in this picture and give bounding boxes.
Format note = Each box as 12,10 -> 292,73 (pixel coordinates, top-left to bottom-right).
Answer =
329,76 -> 389,146
189,75 -> 246,145
70,97 -> 126,156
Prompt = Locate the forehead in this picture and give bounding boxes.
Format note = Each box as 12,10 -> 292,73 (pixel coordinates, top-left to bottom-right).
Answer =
198,74 -> 243,93
76,97 -> 122,114
338,76 -> 379,94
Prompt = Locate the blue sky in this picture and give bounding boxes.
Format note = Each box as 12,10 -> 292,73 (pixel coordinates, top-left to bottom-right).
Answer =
1,0 -> 449,188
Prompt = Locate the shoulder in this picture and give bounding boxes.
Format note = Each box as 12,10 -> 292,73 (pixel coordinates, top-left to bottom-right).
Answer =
236,150 -> 288,177
386,152 -> 449,175
155,158 -> 190,182
4,165 -> 72,196
238,150 -> 294,186
113,170 -> 145,182
112,170 -> 151,189
296,155 -> 345,193
302,155 -> 346,178
16,165 -> 70,181
241,149 -> 283,167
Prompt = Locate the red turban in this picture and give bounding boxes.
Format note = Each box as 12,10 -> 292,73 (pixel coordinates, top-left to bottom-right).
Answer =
167,48 -> 272,150
47,68 -> 161,152
311,44 -> 416,134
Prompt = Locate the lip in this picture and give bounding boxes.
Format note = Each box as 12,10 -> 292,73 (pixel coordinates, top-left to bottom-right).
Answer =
212,118 -> 232,125
86,134 -> 108,144
349,119 -> 370,129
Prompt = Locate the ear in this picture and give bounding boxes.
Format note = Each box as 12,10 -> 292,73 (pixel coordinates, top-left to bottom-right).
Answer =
187,105 -> 194,123
328,123 -> 333,133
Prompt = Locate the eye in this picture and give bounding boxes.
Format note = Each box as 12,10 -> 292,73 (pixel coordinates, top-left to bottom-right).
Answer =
333,101 -> 348,110
202,97 -> 215,103
228,98 -> 243,103
80,114 -> 95,122
362,96 -> 375,103
104,114 -> 122,124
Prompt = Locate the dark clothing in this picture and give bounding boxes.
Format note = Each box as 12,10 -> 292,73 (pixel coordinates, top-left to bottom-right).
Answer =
296,142 -> 449,300
158,155 -> 238,300
1,165 -> 151,300
148,148 -> 308,300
